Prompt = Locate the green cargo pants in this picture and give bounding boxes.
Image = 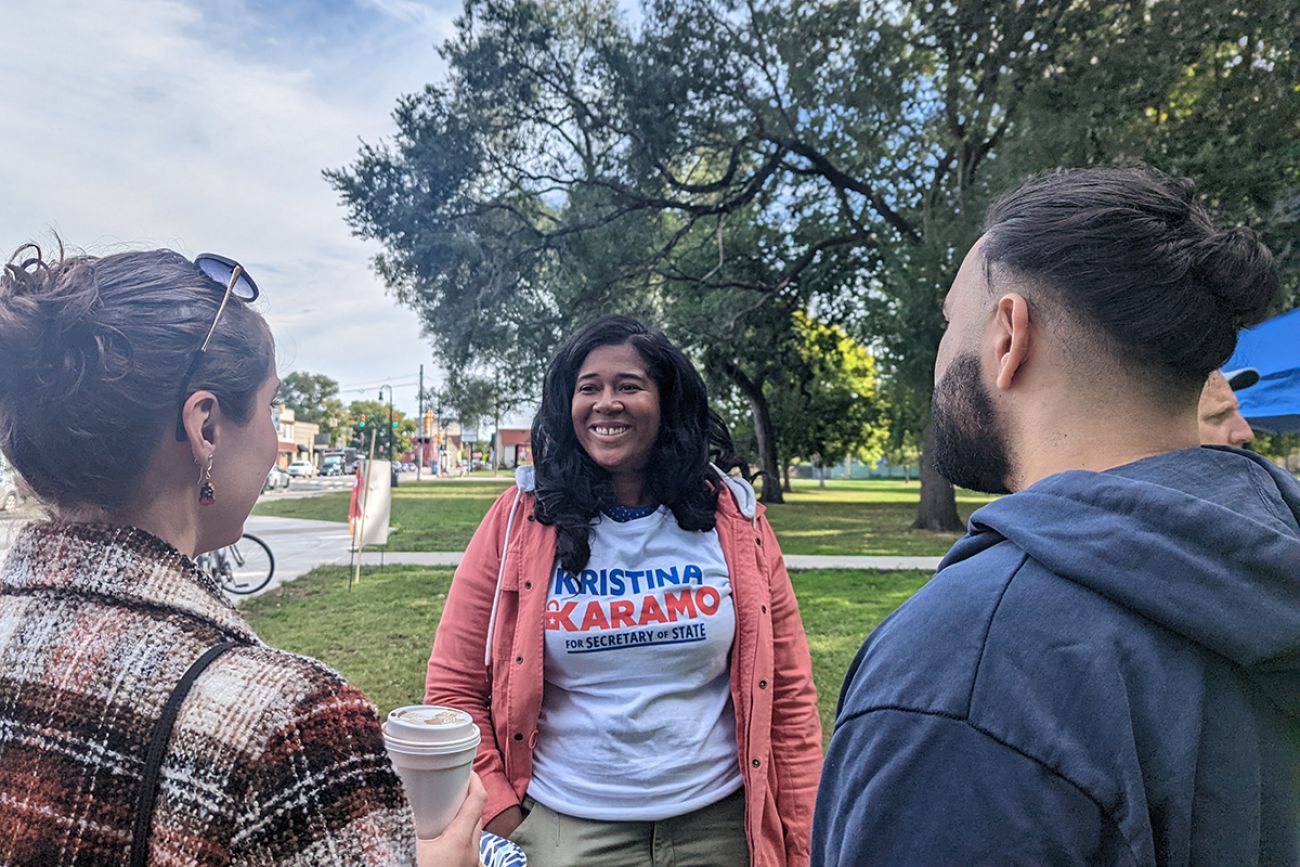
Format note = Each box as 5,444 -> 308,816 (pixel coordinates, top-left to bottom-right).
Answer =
510,788 -> 749,867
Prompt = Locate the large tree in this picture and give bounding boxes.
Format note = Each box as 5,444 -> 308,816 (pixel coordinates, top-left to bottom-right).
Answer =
347,399 -> 415,457
329,0 -> 1297,522
767,313 -> 887,488
280,372 -> 339,424
281,371 -> 351,448
327,0 -> 1067,515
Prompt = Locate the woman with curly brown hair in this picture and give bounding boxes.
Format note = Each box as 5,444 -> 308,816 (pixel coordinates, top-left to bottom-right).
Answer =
0,242 -> 483,866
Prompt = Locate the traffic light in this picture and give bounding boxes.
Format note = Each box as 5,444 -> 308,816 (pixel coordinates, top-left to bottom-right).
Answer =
358,414 -> 367,428
392,420 -> 399,430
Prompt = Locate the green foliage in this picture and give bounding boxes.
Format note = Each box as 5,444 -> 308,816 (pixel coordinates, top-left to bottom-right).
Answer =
327,0 -> 1299,517
280,372 -> 339,422
347,399 -> 414,456
437,373 -> 513,440
770,313 -> 888,468
1253,432 -> 1300,464
313,398 -> 350,449
280,373 -> 351,448
989,0 -> 1300,307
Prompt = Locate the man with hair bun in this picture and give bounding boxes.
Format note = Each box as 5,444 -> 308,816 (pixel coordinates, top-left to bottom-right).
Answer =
813,166 -> 1299,865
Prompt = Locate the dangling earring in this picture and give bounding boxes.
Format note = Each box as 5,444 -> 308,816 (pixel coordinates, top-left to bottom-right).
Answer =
198,453 -> 215,505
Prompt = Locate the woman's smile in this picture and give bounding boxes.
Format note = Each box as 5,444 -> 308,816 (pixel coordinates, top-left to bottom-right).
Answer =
571,342 -> 661,488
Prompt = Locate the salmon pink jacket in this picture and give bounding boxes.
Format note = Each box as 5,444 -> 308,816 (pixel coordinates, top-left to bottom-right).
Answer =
425,466 -> 823,866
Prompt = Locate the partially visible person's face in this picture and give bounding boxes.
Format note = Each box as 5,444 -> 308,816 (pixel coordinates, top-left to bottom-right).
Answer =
931,237 -> 1015,494
1198,371 -> 1254,447
200,374 -> 281,552
571,342 -> 661,481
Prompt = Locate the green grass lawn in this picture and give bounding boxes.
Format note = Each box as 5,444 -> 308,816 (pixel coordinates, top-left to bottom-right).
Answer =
254,477 -> 992,556
257,480 -> 512,550
242,564 -> 930,746
766,480 -> 992,556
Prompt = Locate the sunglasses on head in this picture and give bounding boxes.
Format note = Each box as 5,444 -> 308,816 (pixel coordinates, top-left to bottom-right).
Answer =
174,253 -> 262,441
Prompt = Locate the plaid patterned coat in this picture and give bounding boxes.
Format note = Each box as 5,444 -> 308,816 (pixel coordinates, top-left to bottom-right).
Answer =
0,522 -> 418,865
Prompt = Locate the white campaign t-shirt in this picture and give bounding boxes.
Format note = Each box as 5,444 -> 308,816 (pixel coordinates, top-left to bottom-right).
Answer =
526,507 -> 743,821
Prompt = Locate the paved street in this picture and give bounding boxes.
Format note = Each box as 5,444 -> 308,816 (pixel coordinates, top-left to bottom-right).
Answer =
258,470 -> 439,502
259,475 -> 358,500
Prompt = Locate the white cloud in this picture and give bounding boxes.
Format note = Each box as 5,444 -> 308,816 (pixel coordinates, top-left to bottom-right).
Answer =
359,0 -> 459,36
0,0 -> 457,415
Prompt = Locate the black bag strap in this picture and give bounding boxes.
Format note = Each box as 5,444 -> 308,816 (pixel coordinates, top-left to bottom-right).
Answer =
130,639 -> 240,867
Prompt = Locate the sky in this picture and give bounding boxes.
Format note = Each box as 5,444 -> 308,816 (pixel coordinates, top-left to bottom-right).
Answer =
0,0 -> 463,416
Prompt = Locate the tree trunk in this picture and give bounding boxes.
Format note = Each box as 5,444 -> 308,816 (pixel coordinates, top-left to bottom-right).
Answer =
782,461 -> 792,493
722,361 -> 784,504
912,422 -> 963,531
817,464 -> 826,488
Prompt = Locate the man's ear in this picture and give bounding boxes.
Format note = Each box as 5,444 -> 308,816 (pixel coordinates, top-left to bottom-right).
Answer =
992,292 -> 1031,391
181,390 -> 221,464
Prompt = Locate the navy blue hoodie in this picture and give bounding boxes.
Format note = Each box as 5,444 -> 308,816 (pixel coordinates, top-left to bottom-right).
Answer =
813,447 -> 1300,866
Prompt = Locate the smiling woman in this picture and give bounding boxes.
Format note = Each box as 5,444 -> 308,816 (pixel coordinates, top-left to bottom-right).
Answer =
570,342 -> 662,505
532,316 -> 744,574
424,316 -> 824,867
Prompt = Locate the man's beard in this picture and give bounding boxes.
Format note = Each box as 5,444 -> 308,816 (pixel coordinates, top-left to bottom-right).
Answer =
931,353 -> 1014,495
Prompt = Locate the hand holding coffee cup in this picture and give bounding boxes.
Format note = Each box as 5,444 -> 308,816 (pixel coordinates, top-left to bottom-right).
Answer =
383,705 -> 482,839
415,772 -> 487,867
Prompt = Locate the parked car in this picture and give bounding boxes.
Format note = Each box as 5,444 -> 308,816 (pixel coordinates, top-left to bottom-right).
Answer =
263,465 -> 290,493
286,460 -> 317,478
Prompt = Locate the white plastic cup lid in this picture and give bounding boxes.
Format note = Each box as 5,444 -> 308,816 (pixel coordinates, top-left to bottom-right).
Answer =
385,705 -> 477,746
383,723 -> 481,756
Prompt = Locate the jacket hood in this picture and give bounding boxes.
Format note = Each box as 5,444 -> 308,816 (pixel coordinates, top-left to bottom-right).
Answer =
941,448 -> 1300,716
514,463 -> 758,521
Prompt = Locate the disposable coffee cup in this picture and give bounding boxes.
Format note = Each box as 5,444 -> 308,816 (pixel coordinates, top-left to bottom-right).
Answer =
383,705 -> 481,839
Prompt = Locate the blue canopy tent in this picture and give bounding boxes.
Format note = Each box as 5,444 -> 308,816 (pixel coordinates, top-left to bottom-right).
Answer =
1224,307 -> 1300,434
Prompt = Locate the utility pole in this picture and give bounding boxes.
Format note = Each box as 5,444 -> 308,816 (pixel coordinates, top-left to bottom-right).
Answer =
416,364 -> 424,481
378,384 -> 396,487
435,390 -> 444,478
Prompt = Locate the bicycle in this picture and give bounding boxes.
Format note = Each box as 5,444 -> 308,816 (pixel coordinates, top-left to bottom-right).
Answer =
199,533 -> 275,595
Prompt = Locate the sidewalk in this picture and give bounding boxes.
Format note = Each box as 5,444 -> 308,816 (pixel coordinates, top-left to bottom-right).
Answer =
239,515 -> 942,602
2,513 -> 944,603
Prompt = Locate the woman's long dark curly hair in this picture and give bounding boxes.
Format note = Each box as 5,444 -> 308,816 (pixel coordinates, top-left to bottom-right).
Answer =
532,316 -> 747,574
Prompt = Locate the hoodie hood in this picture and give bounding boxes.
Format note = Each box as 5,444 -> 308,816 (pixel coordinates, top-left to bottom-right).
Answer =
713,464 -> 758,522
941,447 -> 1300,715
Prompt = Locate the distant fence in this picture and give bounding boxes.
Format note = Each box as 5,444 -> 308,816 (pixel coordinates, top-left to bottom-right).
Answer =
789,459 -> 917,481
